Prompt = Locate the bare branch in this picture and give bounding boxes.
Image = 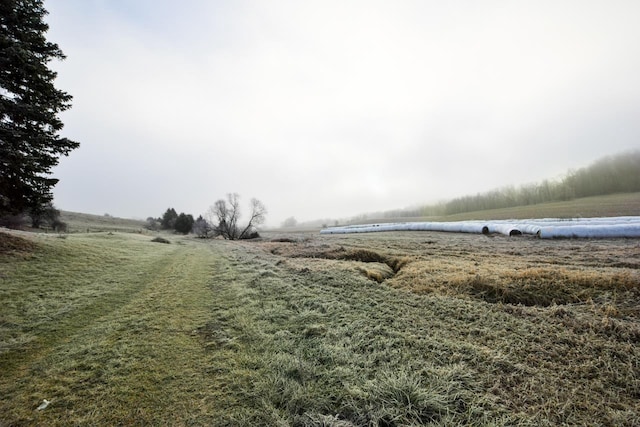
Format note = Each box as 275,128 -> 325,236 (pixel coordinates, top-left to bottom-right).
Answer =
239,198 -> 267,239
209,193 -> 265,240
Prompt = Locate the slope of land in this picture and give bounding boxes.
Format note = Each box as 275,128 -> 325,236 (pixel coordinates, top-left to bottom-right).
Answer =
59,211 -> 147,233
337,192 -> 640,227
436,192 -> 640,222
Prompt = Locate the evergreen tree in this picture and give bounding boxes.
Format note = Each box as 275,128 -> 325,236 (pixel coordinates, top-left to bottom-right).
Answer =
0,0 -> 80,217
160,207 -> 178,229
174,213 -> 194,234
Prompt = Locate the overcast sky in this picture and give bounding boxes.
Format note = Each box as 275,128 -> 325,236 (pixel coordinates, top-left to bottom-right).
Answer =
45,0 -> 640,226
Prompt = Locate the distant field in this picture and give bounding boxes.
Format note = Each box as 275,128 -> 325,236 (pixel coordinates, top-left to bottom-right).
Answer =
340,192 -> 640,226
437,192 -> 640,222
1,228 -> 638,425
59,211 -> 147,233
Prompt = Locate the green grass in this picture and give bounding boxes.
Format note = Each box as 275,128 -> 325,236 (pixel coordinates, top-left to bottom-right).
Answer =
0,232 -> 223,424
1,229 -> 639,425
194,243 -> 498,425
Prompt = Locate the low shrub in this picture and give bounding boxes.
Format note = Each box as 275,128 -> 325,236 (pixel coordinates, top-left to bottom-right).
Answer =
151,237 -> 170,244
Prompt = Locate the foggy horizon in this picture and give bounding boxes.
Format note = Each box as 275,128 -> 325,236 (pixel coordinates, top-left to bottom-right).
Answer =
45,1 -> 640,227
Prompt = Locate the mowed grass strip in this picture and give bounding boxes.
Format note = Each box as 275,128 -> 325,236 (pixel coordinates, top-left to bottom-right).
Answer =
0,233 -> 226,425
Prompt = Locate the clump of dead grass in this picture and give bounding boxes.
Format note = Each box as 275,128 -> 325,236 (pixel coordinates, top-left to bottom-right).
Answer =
356,263 -> 394,283
0,232 -> 37,256
274,246 -> 412,283
150,236 -> 170,244
393,259 -> 639,309
465,268 -> 639,307
329,249 -> 410,274
509,267 -> 638,293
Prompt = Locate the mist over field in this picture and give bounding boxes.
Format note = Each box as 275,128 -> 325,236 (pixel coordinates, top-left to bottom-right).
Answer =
45,0 -> 640,226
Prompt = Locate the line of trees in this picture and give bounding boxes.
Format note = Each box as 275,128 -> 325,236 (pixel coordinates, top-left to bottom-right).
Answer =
353,150 -> 640,222
443,151 -> 640,215
146,208 -> 194,234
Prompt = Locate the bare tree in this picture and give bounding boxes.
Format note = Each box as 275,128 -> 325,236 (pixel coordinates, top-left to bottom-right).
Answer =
240,198 -> 267,238
208,193 -> 267,240
192,215 -> 213,238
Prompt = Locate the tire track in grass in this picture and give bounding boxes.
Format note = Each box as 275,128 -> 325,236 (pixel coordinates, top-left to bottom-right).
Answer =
0,234 -> 179,373
0,236 -> 229,425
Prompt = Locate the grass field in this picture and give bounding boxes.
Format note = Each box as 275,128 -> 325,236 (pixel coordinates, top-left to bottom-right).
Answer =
1,223 -> 639,426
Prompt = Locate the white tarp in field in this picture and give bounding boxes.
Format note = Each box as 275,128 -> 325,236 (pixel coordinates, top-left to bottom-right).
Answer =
320,216 -> 640,238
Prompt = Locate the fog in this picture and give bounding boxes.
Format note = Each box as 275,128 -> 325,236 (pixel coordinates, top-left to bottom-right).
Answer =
45,0 -> 640,226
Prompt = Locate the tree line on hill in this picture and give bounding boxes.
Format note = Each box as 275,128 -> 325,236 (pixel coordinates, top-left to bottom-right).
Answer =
442,151 -> 640,215
360,151 -> 639,221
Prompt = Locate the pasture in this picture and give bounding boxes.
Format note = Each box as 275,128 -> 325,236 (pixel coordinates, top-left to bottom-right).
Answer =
1,227 -> 639,425
58,211 -> 147,233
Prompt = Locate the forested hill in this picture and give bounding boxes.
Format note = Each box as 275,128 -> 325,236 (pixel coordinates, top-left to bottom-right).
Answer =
443,151 -> 640,215
356,151 -> 640,222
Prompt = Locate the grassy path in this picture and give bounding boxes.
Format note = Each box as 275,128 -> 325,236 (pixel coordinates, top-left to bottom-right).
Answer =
0,233 -> 224,425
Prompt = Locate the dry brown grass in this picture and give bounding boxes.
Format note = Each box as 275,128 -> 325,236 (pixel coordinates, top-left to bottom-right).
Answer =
395,260 -> 639,309
264,232 -> 640,313
268,243 -> 411,282
356,263 -> 394,283
0,231 -> 38,255
256,230 -> 640,424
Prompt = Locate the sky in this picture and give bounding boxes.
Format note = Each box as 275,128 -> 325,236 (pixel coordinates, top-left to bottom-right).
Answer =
44,0 -> 640,227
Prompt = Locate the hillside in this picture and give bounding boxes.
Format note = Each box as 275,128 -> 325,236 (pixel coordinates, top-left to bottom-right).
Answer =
340,192 -> 640,226
433,192 -> 640,222
59,211 -> 146,233
338,151 -> 640,226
